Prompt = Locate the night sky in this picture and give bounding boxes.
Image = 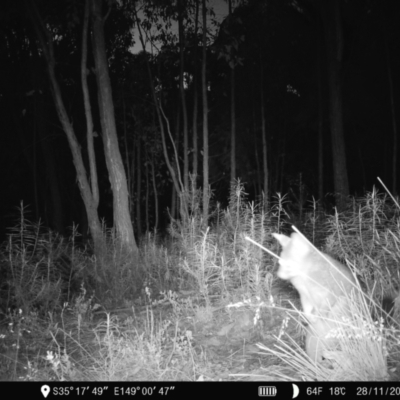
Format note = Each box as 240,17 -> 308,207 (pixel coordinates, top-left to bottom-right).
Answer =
1,0 -> 400,240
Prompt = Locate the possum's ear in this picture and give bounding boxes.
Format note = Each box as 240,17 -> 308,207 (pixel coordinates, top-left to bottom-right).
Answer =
272,233 -> 291,247
273,232 -> 311,258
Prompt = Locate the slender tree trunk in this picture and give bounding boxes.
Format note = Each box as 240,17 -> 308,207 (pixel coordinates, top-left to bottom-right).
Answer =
150,145 -> 159,231
82,0 -> 99,215
122,94 -> 132,203
251,71 -> 262,198
178,0 -> 189,193
192,0 -> 199,184
134,6 -> 185,221
201,0 -> 209,227
230,65 -> 236,183
174,104 -> 181,219
32,107 -> 39,219
151,110 -> 159,230
136,136 -> 142,237
145,145 -> 149,232
317,15 -> 324,201
91,0 -> 137,251
130,130 -> 136,219
260,65 -> 268,209
254,127 -> 261,199
229,0 -> 236,184
321,0 -> 349,209
170,103 -> 181,220
29,0 -> 104,255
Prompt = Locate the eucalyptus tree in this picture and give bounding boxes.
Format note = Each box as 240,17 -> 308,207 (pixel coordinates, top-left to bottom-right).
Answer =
28,0 -> 138,255
134,0 -> 218,224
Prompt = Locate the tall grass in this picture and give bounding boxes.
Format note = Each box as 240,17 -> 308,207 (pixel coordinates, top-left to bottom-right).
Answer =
258,283 -> 398,381
0,188 -> 399,381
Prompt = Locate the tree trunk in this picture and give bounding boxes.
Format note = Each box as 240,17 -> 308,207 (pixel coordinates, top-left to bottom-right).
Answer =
134,5 -> 185,221
32,119 -> 39,220
201,0 -> 209,228
254,129 -> 261,199
251,71 -> 262,198
260,65 -> 268,209
230,64 -> 236,184
317,15 -> 324,201
192,0 -> 200,185
122,94 -> 132,203
173,104 -> 181,219
28,0 -> 104,256
91,0 -> 137,251
321,0 -> 349,209
136,135 -> 142,237
145,145 -> 149,232
229,0 -> 236,184
130,130 -> 136,220
82,0 -> 99,216
178,0 -> 189,193
150,143 -> 159,230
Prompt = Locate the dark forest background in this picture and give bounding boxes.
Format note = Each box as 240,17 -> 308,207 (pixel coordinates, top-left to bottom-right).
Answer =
1,0 -> 400,243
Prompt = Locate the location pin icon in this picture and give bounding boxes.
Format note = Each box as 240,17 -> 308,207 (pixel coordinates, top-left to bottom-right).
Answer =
41,385 -> 50,398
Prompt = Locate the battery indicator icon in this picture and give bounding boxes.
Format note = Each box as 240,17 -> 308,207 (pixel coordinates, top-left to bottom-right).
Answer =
258,386 -> 277,397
